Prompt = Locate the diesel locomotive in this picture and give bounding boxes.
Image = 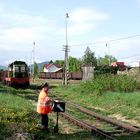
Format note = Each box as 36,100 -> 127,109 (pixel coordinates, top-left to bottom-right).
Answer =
4,60 -> 30,88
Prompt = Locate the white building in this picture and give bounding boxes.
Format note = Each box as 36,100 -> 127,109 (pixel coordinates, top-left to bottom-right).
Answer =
131,61 -> 140,67
43,64 -> 62,73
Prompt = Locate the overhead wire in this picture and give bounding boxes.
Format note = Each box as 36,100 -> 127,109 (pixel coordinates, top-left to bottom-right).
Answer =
70,34 -> 140,47
118,54 -> 140,60
69,34 -> 140,63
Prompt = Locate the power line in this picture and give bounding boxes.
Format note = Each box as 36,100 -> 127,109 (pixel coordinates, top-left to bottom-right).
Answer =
70,34 -> 140,47
118,54 -> 140,60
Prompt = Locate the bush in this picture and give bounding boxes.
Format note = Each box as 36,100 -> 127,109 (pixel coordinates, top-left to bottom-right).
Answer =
79,74 -> 138,95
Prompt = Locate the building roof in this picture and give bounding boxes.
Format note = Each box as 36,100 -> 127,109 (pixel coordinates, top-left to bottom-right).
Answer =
44,63 -> 62,73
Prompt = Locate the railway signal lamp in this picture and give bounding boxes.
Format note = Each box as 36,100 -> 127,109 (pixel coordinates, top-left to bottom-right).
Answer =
53,100 -> 66,133
53,100 -> 65,112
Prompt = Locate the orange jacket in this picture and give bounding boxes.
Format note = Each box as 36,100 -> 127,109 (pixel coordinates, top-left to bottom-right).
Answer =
37,89 -> 51,114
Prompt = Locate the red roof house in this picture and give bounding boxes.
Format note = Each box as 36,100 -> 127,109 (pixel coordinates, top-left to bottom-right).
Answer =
43,63 -> 62,73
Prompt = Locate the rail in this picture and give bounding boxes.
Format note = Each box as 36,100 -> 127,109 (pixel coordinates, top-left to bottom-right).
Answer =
60,112 -> 117,140
69,102 -> 140,133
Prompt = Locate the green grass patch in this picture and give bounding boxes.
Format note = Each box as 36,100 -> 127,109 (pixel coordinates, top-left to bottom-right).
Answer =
51,84 -> 140,123
0,85 -> 93,140
1,77 -> 140,140
0,93 -> 37,136
0,86 -> 52,139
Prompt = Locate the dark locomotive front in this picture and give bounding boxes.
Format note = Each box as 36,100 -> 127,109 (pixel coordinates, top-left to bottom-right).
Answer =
4,61 -> 30,88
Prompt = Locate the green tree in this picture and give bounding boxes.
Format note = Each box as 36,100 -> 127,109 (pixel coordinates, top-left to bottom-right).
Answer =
49,60 -> 53,64
98,54 -> 117,66
82,46 -> 97,66
54,60 -> 64,67
54,58 -> 82,72
34,62 -> 38,78
68,56 -> 82,72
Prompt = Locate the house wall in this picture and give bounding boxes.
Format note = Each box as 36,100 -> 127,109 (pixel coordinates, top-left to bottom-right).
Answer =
44,67 -> 48,72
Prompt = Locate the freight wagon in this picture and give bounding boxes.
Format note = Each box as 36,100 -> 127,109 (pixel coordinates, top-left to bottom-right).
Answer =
0,70 -> 7,82
38,71 -> 82,80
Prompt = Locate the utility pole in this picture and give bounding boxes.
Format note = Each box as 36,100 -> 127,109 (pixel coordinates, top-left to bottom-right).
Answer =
32,42 -> 35,82
64,13 -> 69,86
106,43 -> 111,66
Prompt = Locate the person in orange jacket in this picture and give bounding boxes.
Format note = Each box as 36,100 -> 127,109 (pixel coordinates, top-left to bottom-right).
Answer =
37,82 -> 52,131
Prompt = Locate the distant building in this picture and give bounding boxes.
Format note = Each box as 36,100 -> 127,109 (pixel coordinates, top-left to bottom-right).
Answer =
111,62 -> 124,67
43,63 -> 62,73
111,62 -> 126,71
131,61 -> 140,67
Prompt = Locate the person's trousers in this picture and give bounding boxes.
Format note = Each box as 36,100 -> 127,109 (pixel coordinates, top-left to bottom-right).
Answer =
41,114 -> 48,128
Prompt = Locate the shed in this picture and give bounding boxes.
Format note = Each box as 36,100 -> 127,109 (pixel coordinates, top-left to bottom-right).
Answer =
82,65 -> 94,81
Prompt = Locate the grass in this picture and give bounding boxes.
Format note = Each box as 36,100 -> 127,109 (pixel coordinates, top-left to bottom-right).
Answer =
50,83 -> 140,139
0,86 -> 55,139
51,81 -> 140,123
0,85 -> 94,140
1,74 -> 140,139
0,91 -> 36,138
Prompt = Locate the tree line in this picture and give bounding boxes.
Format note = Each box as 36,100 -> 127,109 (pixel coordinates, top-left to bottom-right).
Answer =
54,46 -> 117,71
33,46 -> 117,78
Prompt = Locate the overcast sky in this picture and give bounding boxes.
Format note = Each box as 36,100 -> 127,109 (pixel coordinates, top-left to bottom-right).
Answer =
0,0 -> 140,66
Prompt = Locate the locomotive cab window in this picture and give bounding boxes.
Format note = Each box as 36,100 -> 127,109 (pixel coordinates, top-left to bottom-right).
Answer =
21,66 -> 26,72
15,66 -> 19,72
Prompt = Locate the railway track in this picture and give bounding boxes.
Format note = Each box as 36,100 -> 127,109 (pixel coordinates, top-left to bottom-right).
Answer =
68,101 -> 140,133
18,89 -> 140,139
1,84 -> 140,139
60,112 -> 117,140
51,93 -> 140,139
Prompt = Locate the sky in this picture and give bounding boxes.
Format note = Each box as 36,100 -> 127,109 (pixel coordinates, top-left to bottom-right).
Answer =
0,0 -> 140,66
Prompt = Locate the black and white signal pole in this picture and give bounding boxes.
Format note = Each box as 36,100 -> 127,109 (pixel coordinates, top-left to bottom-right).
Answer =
64,13 -> 69,86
